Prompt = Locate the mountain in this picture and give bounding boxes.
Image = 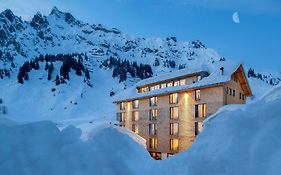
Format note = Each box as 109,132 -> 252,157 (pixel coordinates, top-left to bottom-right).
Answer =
0,7 -> 280,122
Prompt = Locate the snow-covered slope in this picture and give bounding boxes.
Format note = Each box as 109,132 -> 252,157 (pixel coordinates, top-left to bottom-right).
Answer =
0,7 -> 279,121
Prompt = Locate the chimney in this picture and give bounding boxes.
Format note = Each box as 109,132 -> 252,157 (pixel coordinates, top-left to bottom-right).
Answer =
220,67 -> 224,75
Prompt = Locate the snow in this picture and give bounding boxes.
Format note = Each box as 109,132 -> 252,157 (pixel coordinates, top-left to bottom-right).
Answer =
0,121 -> 152,175
158,83 -> 281,175
1,79 -> 281,175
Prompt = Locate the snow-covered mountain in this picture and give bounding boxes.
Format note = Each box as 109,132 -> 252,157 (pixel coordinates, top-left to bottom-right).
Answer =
0,7 -> 280,121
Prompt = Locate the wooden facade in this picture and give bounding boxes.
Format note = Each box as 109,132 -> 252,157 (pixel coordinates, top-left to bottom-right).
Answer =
115,64 -> 251,159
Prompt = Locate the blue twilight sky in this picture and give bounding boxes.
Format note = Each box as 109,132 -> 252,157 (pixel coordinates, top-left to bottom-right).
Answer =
1,0 -> 281,71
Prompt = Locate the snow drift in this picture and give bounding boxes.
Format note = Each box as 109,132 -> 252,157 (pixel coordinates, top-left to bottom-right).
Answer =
0,122 -> 153,175
160,84 -> 281,175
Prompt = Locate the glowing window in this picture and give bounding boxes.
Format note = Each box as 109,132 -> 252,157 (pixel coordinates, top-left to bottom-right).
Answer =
169,93 -> 179,104
170,107 -> 179,119
150,109 -> 158,121
170,123 -> 179,135
132,111 -> 139,121
170,139 -> 179,151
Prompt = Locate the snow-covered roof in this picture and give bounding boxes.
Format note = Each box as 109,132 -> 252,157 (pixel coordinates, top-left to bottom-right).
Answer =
113,62 -> 242,103
136,67 -> 208,87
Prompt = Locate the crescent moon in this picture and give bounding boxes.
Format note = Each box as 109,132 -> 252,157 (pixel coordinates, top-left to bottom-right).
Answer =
232,12 -> 240,24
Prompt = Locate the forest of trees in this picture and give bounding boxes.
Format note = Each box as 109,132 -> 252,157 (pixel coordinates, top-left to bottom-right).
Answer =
248,68 -> 279,85
101,56 -> 153,82
17,53 -> 92,86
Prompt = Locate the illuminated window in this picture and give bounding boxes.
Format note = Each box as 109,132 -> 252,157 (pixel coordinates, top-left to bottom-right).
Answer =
132,124 -> 138,134
149,124 -> 157,135
154,85 -> 160,90
197,75 -> 201,81
120,102 -> 125,110
132,111 -> 139,121
180,79 -> 186,86
174,80 -> 180,86
161,83 -> 167,88
167,82 -> 173,87
170,107 -> 179,119
170,139 -> 179,151
150,109 -> 158,121
170,123 -> 179,135
140,87 -> 149,93
150,97 -> 158,106
195,122 -> 203,136
116,112 -> 125,122
149,137 -> 158,149
169,93 -> 178,104
195,104 -> 207,118
195,90 -> 201,101
133,100 -> 139,109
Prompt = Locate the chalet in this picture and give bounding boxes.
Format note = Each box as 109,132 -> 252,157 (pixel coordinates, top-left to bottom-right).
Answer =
113,63 -> 252,160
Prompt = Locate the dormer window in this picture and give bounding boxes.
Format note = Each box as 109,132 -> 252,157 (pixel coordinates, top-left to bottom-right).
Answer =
167,82 -> 173,87
180,79 -> 186,86
174,80 -> 180,86
161,83 -> 167,88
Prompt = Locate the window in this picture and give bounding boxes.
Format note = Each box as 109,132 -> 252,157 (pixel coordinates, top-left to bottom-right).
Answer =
174,80 -> 180,86
150,97 -> 158,106
242,94 -> 245,100
120,102 -> 125,110
169,93 -> 178,104
195,122 -> 203,136
170,107 -> 179,119
170,139 -> 179,151
161,83 -> 167,88
226,87 -> 229,94
133,100 -> 139,109
132,124 -> 138,134
229,88 -> 232,95
149,123 -> 157,135
150,85 -> 160,91
140,87 -> 149,93
167,82 -> 173,87
195,104 -> 207,118
149,138 -> 158,149
132,111 -> 139,121
239,93 -> 242,99
170,123 -> 179,135
180,79 -> 186,86
195,90 -> 201,101
116,112 -> 125,122
233,90 -> 235,97
150,109 -> 158,121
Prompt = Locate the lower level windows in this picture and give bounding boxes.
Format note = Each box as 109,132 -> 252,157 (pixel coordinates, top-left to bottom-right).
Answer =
195,122 -> 203,136
170,123 -> 179,135
149,123 -> 157,135
116,112 -> 125,122
170,139 -> 179,151
149,137 -> 158,149
132,124 -> 138,134
195,103 -> 207,118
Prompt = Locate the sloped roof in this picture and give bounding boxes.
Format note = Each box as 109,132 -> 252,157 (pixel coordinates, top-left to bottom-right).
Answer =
113,62 -> 249,103
136,67 -> 207,87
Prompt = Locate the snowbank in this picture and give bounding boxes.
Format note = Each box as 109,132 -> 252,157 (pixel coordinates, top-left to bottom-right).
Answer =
160,83 -> 281,175
0,122 -> 153,175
